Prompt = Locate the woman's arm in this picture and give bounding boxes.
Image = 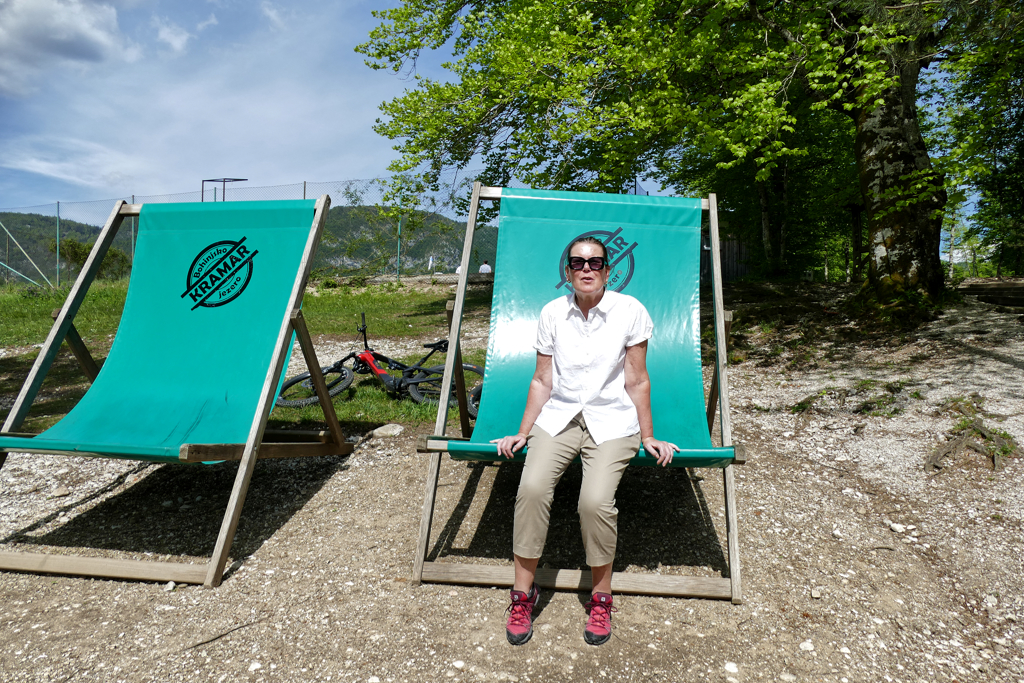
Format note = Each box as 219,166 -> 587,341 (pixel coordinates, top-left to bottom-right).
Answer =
491,352 -> 553,458
624,341 -> 679,467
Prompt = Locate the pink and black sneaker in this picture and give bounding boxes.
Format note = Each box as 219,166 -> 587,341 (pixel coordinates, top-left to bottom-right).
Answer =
505,584 -> 539,645
584,592 -> 616,645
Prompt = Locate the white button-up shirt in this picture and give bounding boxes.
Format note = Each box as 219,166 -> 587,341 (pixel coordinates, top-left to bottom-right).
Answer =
533,290 -> 654,445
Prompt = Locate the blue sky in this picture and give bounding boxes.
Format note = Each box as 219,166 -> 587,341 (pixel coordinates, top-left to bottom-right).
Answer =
0,0 -> 422,208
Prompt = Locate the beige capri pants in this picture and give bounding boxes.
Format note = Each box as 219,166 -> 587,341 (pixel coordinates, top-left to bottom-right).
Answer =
513,412 -> 640,567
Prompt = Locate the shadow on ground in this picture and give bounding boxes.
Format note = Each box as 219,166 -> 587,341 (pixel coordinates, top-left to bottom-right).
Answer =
1,454 -> 350,565
427,461 -> 729,576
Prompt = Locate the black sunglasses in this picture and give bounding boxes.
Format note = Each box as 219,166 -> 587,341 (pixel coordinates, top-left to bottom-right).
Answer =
567,256 -> 607,271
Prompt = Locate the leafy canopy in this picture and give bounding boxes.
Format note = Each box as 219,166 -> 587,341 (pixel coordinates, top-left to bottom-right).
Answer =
359,1 -> 923,191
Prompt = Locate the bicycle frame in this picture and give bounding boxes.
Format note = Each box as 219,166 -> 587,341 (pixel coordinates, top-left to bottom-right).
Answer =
350,313 -> 448,395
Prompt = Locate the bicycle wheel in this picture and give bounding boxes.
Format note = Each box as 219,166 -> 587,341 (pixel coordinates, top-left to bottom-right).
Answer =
407,364 -> 484,418
275,366 -> 355,408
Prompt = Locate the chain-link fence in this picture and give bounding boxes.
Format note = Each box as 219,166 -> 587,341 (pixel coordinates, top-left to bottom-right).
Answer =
0,169 -> 500,289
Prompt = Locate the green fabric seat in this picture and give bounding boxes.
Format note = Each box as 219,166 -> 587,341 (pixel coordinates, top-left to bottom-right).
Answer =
0,201 -> 314,462
446,188 -> 734,467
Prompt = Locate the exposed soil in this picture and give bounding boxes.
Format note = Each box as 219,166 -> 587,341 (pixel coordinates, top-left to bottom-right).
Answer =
1,283 -> 1023,683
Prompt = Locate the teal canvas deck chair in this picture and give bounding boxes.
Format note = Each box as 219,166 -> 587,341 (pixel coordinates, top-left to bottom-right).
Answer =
0,197 -> 352,587
415,184 -> 746,602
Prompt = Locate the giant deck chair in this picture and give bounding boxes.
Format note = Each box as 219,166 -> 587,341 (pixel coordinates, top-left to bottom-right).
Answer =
416,185 -> 746,602
0,198 -> 352,587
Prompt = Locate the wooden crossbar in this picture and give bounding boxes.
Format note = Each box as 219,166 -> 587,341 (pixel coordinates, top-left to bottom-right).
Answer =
421,562 -> 732,599
0,553 -> 208,585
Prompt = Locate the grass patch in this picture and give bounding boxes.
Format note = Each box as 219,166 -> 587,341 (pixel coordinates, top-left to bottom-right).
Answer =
0,348 -> 97,432
269,348 -> 485,431
0,281 -> 494,347
301,283 -> 492,338
0,281 -> 129,347
2,345 -> 486,436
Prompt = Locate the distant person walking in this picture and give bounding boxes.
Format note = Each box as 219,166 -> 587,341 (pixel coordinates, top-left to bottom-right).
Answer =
479,261 -> 492,274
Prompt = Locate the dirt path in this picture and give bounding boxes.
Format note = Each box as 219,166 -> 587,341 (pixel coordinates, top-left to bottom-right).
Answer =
1,292 -> 1022,682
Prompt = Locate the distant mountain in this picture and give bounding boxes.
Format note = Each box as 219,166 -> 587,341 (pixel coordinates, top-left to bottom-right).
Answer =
0,212 -> 118,286
0,204 -> 496,285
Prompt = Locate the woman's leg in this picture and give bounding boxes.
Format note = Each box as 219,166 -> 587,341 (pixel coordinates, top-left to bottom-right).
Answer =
576,427 -> 640,586
512,418 -> 584,591
513,555 -> 540,593
590,562 -> 613,595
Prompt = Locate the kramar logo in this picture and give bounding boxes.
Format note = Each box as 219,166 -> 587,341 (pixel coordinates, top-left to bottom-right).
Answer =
554,228 -> 638,293
181,237 -> 258,310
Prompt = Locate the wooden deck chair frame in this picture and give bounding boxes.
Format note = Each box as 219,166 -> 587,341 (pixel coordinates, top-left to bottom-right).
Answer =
0,196 -> 352,587
413,184 -> 745,603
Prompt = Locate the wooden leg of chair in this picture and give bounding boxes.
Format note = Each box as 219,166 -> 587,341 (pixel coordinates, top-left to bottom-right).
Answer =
723,464 -> 743,604
412,451 -> 443,586
204,443 -> 260,588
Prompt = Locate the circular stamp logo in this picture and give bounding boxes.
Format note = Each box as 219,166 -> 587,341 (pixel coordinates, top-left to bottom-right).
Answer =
554,228 -> 638,293
180,237 -> 258,310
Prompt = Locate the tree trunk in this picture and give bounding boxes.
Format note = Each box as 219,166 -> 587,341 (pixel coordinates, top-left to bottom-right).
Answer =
756,178 -> 772,265
779,158 -> 788,268
851,62 -> 947,298
850,203 -> 863,281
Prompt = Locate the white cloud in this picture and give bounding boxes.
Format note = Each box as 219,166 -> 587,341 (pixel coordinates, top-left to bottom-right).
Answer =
197,14 -> 218,31
0,135 -> 143,190
0,1 -> 420,206
261,2 -> 285,30
152,16 -> 192,53
0,0 -> 131,96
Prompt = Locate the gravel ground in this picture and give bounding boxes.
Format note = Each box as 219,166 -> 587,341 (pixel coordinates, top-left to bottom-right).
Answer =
1,288 -> 1022,683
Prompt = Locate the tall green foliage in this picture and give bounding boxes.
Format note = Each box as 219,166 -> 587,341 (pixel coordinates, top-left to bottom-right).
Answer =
359,1 -> 994,295
941,1 -> 1024,276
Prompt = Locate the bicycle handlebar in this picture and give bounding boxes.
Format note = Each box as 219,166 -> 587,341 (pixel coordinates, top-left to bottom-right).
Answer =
358,311 -> 369,350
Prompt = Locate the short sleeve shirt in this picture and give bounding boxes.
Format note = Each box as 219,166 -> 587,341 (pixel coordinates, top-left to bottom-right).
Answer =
534,290 -> 654,444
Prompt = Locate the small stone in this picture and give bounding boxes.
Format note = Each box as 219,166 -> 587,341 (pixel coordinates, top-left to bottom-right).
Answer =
51,486 -> 70,498
839,647 -> 851,654
248,662 -> 261,672
811,589 -> 822,599
162,581 -> 175,592
453,661 -> 465,670
984,595 -> 998,606
368,677 -> 381,683
799,640 -> 814,651
161,500 -> 174,508
724,662 -> 739,673
780,674 -> 797,682
889,523 -> 906,533
372,424 -> 404,438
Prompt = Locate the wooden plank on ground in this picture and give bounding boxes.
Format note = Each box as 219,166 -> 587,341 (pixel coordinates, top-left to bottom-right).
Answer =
420,562 -> 733,599
179,442 -> 352,462
0,552 -> 207,584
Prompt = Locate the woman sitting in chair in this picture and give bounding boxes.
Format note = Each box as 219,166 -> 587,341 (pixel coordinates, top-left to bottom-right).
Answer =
492,236 -> 679,646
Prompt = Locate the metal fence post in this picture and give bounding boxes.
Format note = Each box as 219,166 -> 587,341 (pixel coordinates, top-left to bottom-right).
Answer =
56,201 -> 60,288
397,212 -> 403,283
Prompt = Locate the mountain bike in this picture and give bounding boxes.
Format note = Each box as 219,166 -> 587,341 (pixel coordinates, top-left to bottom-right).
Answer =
276,313 -> 483,416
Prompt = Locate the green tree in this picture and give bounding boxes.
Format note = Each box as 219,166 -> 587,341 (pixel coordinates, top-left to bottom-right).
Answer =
941,1 -> 1024,276
359,0 -> 986,297
48,237 -> 131,280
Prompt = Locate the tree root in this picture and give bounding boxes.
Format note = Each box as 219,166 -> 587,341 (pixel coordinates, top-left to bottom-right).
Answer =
925,417 -> 1021,473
